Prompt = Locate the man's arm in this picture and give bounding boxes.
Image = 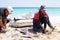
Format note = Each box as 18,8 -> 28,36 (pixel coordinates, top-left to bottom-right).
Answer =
43,10 -> 49,18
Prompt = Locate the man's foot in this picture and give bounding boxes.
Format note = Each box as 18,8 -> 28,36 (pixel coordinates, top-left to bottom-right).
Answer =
42,31 -> 46,34
51,26 -> 56,31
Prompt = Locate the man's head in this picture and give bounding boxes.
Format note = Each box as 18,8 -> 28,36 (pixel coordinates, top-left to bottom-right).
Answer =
40,5 -> 45,10
4,9 -> 9,16
39,5 -> 46,13
3,6 -> 13,17
7,6 -> 13,14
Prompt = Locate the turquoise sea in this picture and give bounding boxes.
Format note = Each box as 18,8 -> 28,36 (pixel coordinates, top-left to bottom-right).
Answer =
8,7 -> 60,18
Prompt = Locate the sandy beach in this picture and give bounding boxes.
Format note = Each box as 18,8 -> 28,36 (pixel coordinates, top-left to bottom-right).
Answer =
0,16 -> 60,40
0,0 -> 60,40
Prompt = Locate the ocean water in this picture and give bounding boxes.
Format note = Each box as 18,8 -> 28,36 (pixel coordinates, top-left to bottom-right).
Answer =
8,7 -> 60,18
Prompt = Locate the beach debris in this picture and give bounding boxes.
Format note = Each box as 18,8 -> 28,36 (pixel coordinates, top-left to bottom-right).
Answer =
9,19 -> 33,27
20,27 -> 28,35
33,33 -> 39,37
21,35 -> 31,38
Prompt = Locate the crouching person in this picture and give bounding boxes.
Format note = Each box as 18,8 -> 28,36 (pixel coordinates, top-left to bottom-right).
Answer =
33,10 -> 45,34
33,5 -> 54,34
0,7 -> 13,32
39,5 -> 54,32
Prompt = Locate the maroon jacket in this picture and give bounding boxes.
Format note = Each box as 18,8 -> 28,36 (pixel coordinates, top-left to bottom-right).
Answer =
33,10 -> 49,24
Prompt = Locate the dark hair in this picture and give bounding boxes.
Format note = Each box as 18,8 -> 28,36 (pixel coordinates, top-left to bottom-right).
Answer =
4,9 -> 8,18
40,5 -> 45,9
4,9 -> 8,12
39,5 -> 45,13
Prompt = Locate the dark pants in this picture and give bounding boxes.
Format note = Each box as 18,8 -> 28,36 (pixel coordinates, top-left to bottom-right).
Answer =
40,16 -> 53,30
33,20 -> 44,33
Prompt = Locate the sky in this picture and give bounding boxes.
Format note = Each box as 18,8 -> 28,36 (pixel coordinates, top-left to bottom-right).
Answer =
0,0 -> 60,7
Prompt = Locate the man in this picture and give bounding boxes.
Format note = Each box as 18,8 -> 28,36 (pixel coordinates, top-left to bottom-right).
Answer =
0,7 -> 13,32
33,5 -> 54,34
